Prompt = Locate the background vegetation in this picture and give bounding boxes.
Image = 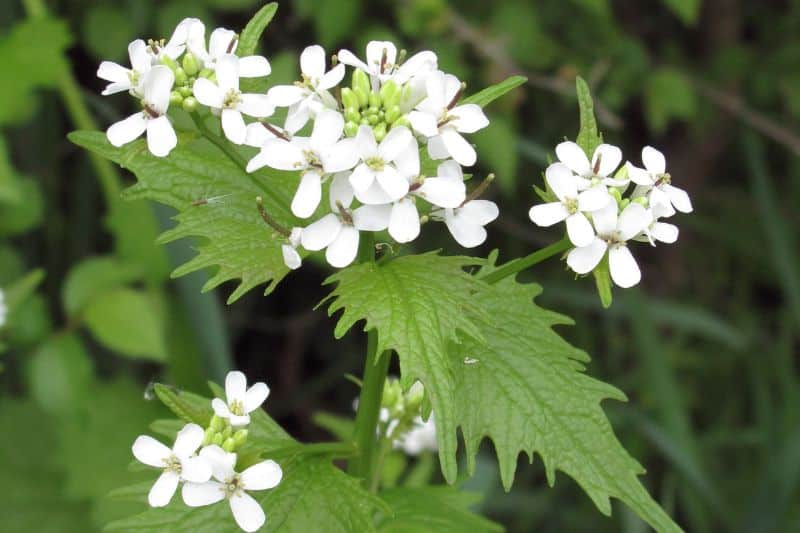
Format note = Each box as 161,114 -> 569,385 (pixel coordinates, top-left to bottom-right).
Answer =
1,0 -> 798,531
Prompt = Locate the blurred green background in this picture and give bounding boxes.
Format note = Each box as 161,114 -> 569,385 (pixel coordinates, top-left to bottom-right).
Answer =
1,0 -> 799,531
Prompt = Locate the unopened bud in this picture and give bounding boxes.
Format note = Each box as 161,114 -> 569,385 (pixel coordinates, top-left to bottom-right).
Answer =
345,107 -> 361,123
385,105 -> 401,124
212,433 -> 224,446
382,380 -> 400,407
199,68 -> 214,79
352,69 -> 371,96
367,114 -> 380,125
632,196 -> 648,207
170,91 -> 184,106
368,91 -> 381,109
182,96 -> 198,112
179,86 -> 193,98
202,427 -> 216,445
341,87 -> 359,110
182,52 -> 199,77
609,188 -> 623,205
406,381 -> 425,410
222,437 -> 237,452
373,122 -> 387,141
160,56 -> 178,71
233,429 -> 249,447
353,86 -> 369,108
380,80 -> 400,108
619,198 -> 631,210
344,121 -> 359,137
221,425 -> 233,440
174,67 -> 188,85
210,415 -> 226,431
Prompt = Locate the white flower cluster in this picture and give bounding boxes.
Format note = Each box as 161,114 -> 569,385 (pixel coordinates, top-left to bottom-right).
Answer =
132,371 -> 281,532
97,24 -> 499,270
0,288 -> 6,327
375,379 -> 438,456
529,142 -> 692,288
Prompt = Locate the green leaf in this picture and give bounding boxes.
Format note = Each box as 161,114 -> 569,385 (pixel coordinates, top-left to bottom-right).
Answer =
449,270 -> 681,531
575,76 -> 602,157
84,288 -> 168,361
377,487 -> 503,532
0,135 -> 22,204
325,253 -> 486,483
68,130 -> 297,303
26,333 -> 93,415
3,268 -> 45,312
313,411 -> 356,442
0,17 -> 72,125
107,201 -> 172,284
62,256 -> 142,316
0,177 -> 44,237
82,5 -> 136,61
462,76 -> 527,108
312,0 -> 362,47
660,0 -> 702,25
153,383 -> 215,426
472,116 -> 518,196
644,68 -> 696,134
237,2 -> 279,57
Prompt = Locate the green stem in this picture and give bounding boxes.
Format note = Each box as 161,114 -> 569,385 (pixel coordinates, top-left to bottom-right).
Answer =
480,237 -> 571,285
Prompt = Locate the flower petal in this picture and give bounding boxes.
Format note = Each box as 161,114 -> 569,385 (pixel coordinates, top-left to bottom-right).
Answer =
407,111 -> 439,137
321,138 -> 359,173
459,199 -> 499,226
146,116 -> 177,157
326,226 -> 359,268
301,44 -> 326,79
282,244 -> 302,270
209,28 -> 237,60
244,382 -> 270,413
641,146 -> 666,175
239,94 -> 274,118
240,460 -> 283,490
248,139 -> 305,172
577,185 -> 611,212
310,109 -> 344,150
143,66 -> 174,114
651,221 -> 679,243
319,63 -> 345,90
662,184 -> 693,213
291,171 -> 322,218
336,49 -> 369,72
590,202 -> 618,236
239,55 -> 271,78
445,212 -> 486,248
192,78 -> 225,108
352,204 -> 391,231
225,370 -> 248,404
230,492 -> 266,533
626,162 -> 653,186
355,125 -> 379,160
132,435 -> 171,467
97,61 -> 129,84
617,203 -> 651,241
556,141 -> 591,176
180,456 -> 212,483
148,471 -> 180,507
566,238 -> 607,274
349,164 -> 375,193
329,171 -> 354,210
416,177 -> 466,208
609,245 -> 641,288
378,126 -> 412,162
267,85 -> 306,107
200,445 -> 237,482
450,104 -> 489,134
182,481 -> 226,507
216,54 -> 240,93
566,213 -> 596,247
129,39 -> 151,74
545,163 -> 578,202
366,41 -> 397,73
376,166 -> 409,202
221,108 -> 247,145
172,423 -> 204,458
440,128 -> 476,166
301,213 -> 341,251
212,398 -> 232,418
389,198 -> 420,243
528,202 -> 568,227
591,144 -> 622,177
107,113 -> 147,147
426,135 -> 449,160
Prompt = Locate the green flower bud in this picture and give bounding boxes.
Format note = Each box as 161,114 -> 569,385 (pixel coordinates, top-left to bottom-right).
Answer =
222,437 -> 237,452
373,122 -> 387,141
221,425 -> 233,440
405,381 -> 425,410
182,52 -> 200,77
609,187 -> 623,205
353,86 -> 369,108
210,415 -> 226,431
385,105 -> 401,124
367,114 -> 380,125
368,91 -> 381,109
367,105 -> 380,116
160,55 -> 178,71
380,80 -> 400,108
212,433 -> 224,446
352,69 -> 371,96
202,427 -> 216,446
174,67 -> 188,85
199,68 -> 214,79
345,121 -> 359,137
233,429 -> 249,447
632,196 -> 648,206
345,107 -> 361,123
341,88 -> 359,110
170,90 -> 184,106
182,96 -> 198,112
180,86 -> 193,98
360,117 -> 370,125
392,116 -> 410,129
381,380 -> 400,407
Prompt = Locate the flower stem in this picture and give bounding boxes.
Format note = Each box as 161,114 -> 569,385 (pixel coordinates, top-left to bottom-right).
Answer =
480,237 -> 571,285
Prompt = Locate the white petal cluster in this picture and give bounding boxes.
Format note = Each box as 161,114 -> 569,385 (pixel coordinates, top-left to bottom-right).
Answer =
131,371 -> 281,532
530,143 -> 693,288
250,41 -> 497,270
0,289 -> 6,328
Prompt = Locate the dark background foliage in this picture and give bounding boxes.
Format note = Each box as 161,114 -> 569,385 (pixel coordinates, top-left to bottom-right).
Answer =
1,0 -> 799,531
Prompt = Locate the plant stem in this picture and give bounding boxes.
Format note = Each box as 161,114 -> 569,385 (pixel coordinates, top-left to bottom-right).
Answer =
480,237 -> 571,285
348,231 -> 391,489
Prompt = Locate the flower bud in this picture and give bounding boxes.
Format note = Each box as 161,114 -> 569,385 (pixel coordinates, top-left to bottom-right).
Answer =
202,427 -> 216,446
345,107 -> 361,123
392,116 -> 410,128
160,55 -> 178,71
180,86 -> 193,98
367,114 -> 380,125
353,86 -> 369,108
221,425 -> 233,440
344,121 -> 359,137
174,67 -> 188,85
210,415 -> 226,431
182,96 -> 198,112
182,52 -> 199,77
382,380 -> 400,407
233,429 -> 249,447
170,91 -> 184,106
632,196 -> 648,206
405,381 -> 425,410
212,433 -> 224,446
199,68 -> 214,79
609,187 -> 623,205
385,105 -> 401,124
380,81 -> 400,108
368,91 -> 381,109
352,69 -> 371,96
222,437 -> 237,452
373,122 -> 387,141
341,88 -> 359,110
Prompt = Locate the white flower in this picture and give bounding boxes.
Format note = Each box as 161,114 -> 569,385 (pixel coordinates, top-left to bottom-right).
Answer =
212,371 -> 270,427
555,141 -> 626,187
267,45 -> 344,134
349,125 -> 417,205
246,109 -> 358,218
636,202 -> 679,246
183,446 -> 282,533
131,423 -> 212,507
0,289 -> 6,327
193,54 -> 274,145
282,227 -> 303,270
337,41 -> 437,88
147,17 -> 197,62
529,162 -> 611,247
299,173 -> 380,267
626,146 -> 693,215
187,23 -> 271,76
356,159 -> 467,244
106,66 -> 177,157
407,71 -> 489,166
395,415 -> 438,456
566,202 -> 651,288
97,39 -> 151,96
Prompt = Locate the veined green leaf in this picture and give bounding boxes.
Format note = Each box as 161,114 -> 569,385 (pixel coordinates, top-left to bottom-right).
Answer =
325,253 -> 486,483
462,76 -> 527,108
575,76 -> 602,156
377,487 -> 502,532
237,3 -> 279,57
68,131 -> 297,303
449,269 -> 682,532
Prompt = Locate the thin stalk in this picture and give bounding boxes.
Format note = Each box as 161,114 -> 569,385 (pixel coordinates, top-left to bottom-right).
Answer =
480,237 -> 570,285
